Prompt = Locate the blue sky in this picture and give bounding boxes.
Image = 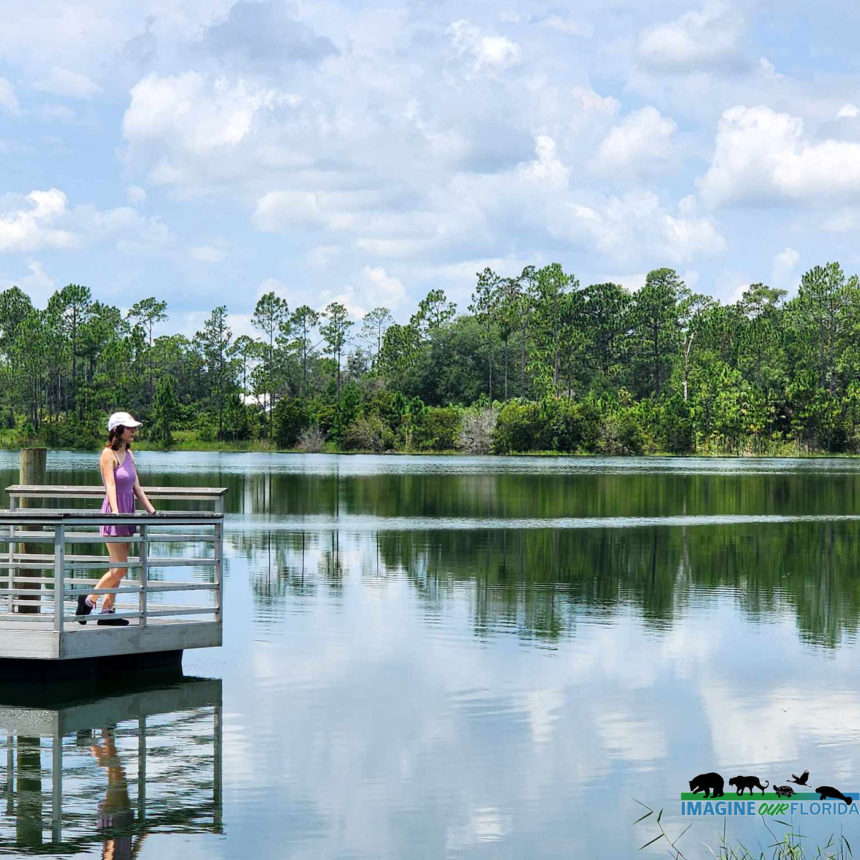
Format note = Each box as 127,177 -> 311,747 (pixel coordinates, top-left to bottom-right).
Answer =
2,0 -> 860,336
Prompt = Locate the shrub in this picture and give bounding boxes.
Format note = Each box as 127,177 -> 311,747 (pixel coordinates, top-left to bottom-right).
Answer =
492,401 -> 541,453
297,424 -> 325,453
414,406 -> 462,451
458,407 -> 497,454
342,415 -> 390,452
273,398 -> 310,448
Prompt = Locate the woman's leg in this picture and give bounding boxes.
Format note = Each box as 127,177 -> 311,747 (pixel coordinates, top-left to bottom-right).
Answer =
88,540 -> 129,611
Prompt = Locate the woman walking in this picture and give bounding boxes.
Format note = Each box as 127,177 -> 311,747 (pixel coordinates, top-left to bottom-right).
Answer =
76,412 -> 156,626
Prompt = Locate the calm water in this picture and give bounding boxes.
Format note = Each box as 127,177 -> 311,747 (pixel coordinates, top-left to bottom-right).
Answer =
2,451 -> 860,858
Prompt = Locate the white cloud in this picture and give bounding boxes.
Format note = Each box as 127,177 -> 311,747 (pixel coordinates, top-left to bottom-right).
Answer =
569,85 -> 619,120
38,104 -> 76,122
541,16 -> 593,38
771,247 -> 800,286
0,188 -> 75,252
448,20 -> 521,76
0,78 -> 19,114
33,66 -> 100,98
310,265 -> 407,319
253,190 -> 325,231
0,187 -> 170,255
637,4 -> 747,72
123,73 -> 298,187
0,260 -> 55,305
838,103 -> 859,119
590,106 -> 678,176
189,245 -> 226,263
126,185 -> 147,205
757,57 -> 781,79
699,105 -> 860,207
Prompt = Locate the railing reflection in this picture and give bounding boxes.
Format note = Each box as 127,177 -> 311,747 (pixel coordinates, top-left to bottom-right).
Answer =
0,676 -> 222,853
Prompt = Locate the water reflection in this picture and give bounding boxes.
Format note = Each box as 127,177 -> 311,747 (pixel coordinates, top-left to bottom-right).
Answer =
0,676 -> 222,854
232,521 -> 860,647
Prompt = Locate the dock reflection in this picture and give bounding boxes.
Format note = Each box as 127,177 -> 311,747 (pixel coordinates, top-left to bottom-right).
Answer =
0,675 -> 222,854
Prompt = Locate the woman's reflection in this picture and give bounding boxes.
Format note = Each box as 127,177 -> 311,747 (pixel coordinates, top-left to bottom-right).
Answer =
90,727 -> 145,860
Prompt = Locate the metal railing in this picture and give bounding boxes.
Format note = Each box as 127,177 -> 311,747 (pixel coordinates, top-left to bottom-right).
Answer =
0,486 -> 225,633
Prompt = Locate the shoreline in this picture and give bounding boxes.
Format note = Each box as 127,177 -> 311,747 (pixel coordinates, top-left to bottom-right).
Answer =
0,440 -> 857,459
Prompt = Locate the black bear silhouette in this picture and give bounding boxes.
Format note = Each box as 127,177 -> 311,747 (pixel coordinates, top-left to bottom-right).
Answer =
689,772 -> 724,798
729,776 -> 769,796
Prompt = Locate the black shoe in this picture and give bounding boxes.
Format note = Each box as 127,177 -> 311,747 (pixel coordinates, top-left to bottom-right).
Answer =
76,595 -> 94,625
97,610 -> 129,627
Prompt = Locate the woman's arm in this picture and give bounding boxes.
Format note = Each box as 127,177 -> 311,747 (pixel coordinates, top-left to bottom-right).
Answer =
131,458 -> 156,514
100,449 -> 120,514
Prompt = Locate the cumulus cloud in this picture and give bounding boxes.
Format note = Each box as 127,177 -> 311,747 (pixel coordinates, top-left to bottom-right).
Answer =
0,187 -> 169,254
124,72 -> 291,154
699,105 -> 860,207
0,78 -> 19,114
33,66 -> 100,98
200,0 -> 338,70
0,189 -> 75,252
637,4 -> 748,72
122,72 -> 300,189
590,106 -> 677,176
569,85 -> 619,120
448,20 -> 521,76
838,103 -> 859,119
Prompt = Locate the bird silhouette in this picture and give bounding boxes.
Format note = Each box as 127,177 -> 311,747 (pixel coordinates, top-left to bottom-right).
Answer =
788,770 -> 810,786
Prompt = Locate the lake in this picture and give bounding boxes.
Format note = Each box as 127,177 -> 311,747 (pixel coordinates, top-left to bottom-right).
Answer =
1,451 -> 860,858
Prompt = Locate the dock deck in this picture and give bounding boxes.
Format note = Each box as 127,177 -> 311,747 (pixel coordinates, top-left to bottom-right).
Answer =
0,486 -> 225,665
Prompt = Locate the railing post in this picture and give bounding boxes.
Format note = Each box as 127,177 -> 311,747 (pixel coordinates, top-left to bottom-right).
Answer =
139,523 -> 148,628
53,524 -> 65,633
214,520 -> 223,623
17,448 -> 46,614
6,494 -> 14,611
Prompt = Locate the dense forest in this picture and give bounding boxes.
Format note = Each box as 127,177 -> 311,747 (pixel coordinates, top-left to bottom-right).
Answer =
1,261 -> 859,454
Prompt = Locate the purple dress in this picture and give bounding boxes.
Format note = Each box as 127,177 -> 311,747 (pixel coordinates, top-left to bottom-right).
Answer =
99,451 -> 137,537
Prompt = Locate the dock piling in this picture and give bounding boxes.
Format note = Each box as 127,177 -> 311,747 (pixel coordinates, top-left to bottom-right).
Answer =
16,448 -> 46,615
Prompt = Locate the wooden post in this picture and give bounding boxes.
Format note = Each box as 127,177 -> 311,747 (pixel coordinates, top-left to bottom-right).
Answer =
16,448 -> 46,614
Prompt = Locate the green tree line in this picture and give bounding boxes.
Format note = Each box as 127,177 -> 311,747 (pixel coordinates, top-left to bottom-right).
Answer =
1,261 -> 859,453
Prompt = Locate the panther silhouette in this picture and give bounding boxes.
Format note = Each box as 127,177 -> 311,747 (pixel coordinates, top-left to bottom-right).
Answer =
728,775 -> 769,796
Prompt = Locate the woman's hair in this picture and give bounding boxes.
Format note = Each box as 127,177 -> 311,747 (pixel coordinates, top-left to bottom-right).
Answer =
107,426 -> 132,451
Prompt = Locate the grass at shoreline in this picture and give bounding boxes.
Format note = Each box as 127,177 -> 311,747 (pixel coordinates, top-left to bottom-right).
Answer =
0,429 -> 856,458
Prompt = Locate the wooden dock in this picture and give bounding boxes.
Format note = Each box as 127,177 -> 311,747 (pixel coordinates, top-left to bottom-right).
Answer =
0,485 -> 225,668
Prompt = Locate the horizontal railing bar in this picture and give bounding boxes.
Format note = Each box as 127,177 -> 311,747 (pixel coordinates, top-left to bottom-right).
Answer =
59,606 -> 216,622
139,607 -> 218,618
0,512 -> 222,522
0,553 -> 215,570
56,582 -> 217,595
0,532 -> 140,543
5,484 -> 227,498
144,582 -> 218,592
0,532 -> 217,545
